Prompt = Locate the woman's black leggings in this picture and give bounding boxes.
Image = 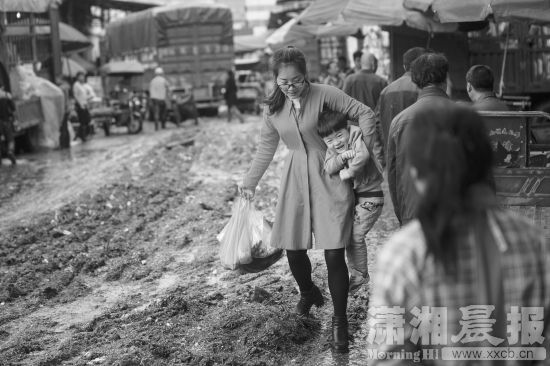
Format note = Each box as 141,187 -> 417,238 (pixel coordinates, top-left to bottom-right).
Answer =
286,249 -> 349,317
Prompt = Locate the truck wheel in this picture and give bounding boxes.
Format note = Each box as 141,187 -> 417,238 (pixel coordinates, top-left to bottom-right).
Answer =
128,115 -> 143,134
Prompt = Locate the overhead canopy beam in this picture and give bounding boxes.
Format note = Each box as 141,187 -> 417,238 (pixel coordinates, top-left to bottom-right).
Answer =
89,0 -> 161,12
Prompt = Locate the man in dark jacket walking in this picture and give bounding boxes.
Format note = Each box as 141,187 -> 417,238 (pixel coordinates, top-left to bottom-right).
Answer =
376,47 -> 427,150
387,53 -> 453,225
224,70 -> 244,123
466,65 -> 509,111
343,52 -> 387,111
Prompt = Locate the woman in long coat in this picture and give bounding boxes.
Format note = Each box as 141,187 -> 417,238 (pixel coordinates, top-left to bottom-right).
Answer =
241,46 -> 380,352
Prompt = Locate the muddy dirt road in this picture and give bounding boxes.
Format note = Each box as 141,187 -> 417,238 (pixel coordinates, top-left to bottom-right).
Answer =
0,117 -> 399,366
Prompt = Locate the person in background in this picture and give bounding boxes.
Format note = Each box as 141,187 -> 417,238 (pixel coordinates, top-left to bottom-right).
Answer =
224,70 -> 245,123
323,60 -> 344,89
376,47 -> 427,150
173,82 -> 199,126
149,67 -> 170,130
369,103 -> 549,365
466,64 -> 510,111
57,77 -> 72,149
318,109 -> 384,295
72,72 -> 95,142
343,51 -> 388,111
337,56 -> 350,77
372,54 -> 379,74
346,50 -> 363,76
0,87 -> 16,165
240,46 -> 381,353
387,53 -> 451,226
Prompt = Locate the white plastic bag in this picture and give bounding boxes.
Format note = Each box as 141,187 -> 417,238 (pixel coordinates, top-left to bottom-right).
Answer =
218,197 -> 264,270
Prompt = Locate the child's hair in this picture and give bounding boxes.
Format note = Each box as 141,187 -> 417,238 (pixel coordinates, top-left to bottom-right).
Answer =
317,108 -> 348,138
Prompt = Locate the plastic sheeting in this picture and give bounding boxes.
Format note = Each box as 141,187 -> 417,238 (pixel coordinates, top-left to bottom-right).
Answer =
12,65 -> 63,149
105,3 -> 233,56
36,79 -> 64,149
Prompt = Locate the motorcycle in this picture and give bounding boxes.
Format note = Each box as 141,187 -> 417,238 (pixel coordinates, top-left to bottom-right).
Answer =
99,60 -> 147,135
91,91 -> 143,136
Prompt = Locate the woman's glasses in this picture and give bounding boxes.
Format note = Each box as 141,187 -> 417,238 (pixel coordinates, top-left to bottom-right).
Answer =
277,79 -> 305,90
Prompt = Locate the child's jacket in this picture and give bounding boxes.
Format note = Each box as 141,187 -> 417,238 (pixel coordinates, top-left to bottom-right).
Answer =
324,125 -> 383,193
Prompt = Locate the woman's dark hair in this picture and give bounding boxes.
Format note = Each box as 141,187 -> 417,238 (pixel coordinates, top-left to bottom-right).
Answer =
264,46 -> 308,115
317,109 -> 348,138
227,70 -> 235,78
410,53 -> 448,88
405,104 -> 495,274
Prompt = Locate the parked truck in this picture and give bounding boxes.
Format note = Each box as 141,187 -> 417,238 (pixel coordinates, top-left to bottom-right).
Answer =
104,3 -> 234,114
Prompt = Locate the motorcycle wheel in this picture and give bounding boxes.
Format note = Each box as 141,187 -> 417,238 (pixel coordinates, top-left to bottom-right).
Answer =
128,115 -> 143,134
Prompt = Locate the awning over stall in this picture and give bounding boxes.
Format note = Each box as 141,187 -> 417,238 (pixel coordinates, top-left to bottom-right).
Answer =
266,18 -> 361,46
234,33 -> 273,53
297,0 -> 405,27
5,22 -> 92,53
403,0 -> 550,23
101,60 -> 145,75
294,0 -> 458,35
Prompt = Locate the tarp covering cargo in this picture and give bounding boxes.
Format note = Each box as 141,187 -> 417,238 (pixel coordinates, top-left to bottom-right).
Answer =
105,3 -> 233,57
0,0 -> 60,13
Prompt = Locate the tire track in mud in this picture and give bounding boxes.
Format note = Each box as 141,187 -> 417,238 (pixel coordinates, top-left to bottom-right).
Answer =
0,130 -> 175,231
0,126 -> 206,365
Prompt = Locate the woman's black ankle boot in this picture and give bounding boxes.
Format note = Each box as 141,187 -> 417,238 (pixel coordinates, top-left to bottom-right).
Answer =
295,284 -> 324,316
331,315 -> 349,353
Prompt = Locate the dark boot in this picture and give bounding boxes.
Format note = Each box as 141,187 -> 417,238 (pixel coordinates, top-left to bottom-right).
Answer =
295,284 -> 324,316
331,316 -> 349,353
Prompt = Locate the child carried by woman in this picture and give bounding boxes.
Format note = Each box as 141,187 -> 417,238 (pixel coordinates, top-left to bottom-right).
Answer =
318,109 -> 384,294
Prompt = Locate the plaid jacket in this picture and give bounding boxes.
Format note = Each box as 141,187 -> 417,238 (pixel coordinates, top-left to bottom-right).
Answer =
368,209 -> 549,366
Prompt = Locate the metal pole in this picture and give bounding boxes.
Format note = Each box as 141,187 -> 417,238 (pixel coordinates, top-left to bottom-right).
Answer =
30,13 -> 38,73
49,4 -> 62,82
